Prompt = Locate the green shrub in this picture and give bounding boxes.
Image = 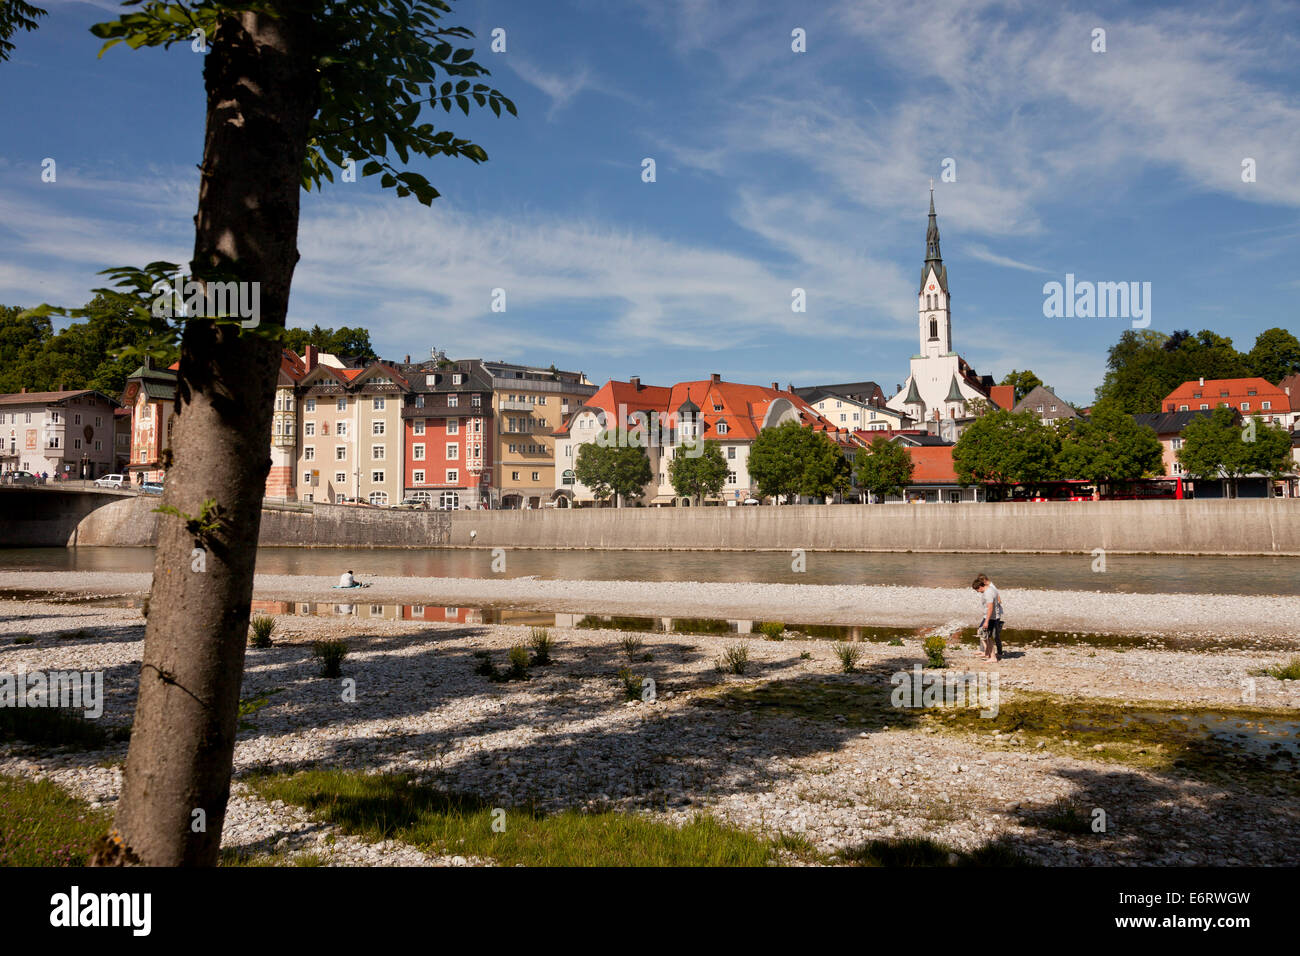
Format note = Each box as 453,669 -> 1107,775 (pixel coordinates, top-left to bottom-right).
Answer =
888,638 -> 904,647
923,635 -> 947,668
1263,657 -> 1300,681
757,622 -> 785,640
506,644 -> 531,681
13,636 -> 33,645
835,643 -> 862,673
312,639 -> 348,678
249,615 -> 276,648
617,667 -> 643,701
799,651 -> 812,660
715,644 -> 750,675
620,634 -> 645,661
528,627 -> 555,665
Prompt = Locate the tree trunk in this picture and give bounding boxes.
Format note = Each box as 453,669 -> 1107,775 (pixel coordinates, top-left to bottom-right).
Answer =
101,8 -> 318,866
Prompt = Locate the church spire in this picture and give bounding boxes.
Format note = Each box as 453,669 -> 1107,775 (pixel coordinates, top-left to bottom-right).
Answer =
920,186 -> 949,294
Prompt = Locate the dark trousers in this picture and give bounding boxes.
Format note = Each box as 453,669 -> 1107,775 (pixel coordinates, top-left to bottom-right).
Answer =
987,619 -> 1003,659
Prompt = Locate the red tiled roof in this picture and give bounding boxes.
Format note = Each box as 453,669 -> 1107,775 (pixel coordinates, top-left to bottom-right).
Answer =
989,385 -> 1015,410
1162,377 -> 1287,412
906,445 -> 958,483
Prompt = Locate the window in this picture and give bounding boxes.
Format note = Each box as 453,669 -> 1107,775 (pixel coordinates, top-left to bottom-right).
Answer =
94,440 -> 102,451
369,491 -> 388,506
335,397 -> 346,411
1219,390 -> 1229,398
372,444 -> 385,460
1172,438 -> 1183,450
446,444 -> 459,460
415,394 -> 425,408
511,471 -> 520,481
471,394 -> 481,407
305,446 -> 315,461
426,374 -> 437,387
335,472 -> 345,485
1263,401 -> 1272,410
840,414 -> 846,422
306,398 -> 316,412
414,419 -> 425,435
412,441 -> 426,461
453,373 -> 463,385
447,394 -> 458,407
538,396 -> 547,405
1248,389 -> 1258,396
305,422 -> 316,436
95,416 -> 102,428
439,491 -> 459,510
1050,405 -> 1057,412
413,469 -> 425,483
1241,402 -> 1250,410
726,470 -> 736,484
531,471 -> 540,482
74,414 -> 81,425
337,421 -> 348,437
372,420 -> 385,435
716,422 -> 728,435
928,318 -> 938,339
73,438 -> 82,449
1179,404 -> 1188,411
447,469 -> 459,484
447,419 -> 459,435
373,397 -> 386,410
1200,404 -> 1208,410
727,446 -> 736,459
303,471 -> 312,484
336,446 -> 346,460
371,470 -> 385,483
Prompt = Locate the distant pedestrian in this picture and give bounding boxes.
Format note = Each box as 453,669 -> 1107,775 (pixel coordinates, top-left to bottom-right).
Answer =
972,573 -> 1004,662
338,569 -> 356,588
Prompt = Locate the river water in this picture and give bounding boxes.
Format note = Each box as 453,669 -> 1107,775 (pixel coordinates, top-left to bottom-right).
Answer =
2,547 -> 1298,595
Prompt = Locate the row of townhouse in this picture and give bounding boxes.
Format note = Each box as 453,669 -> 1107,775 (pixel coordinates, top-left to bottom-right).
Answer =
121,349 -> 598,508
0,388 -> 131,479
553,374 -> 864,506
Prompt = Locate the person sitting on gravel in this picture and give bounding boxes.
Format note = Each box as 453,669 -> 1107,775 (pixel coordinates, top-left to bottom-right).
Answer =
338,569 -> 358,588
972,573 -> 1004,662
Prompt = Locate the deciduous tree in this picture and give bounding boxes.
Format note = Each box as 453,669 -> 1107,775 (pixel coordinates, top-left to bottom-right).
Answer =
667,439 -> 727,504
853,436 -> 914,502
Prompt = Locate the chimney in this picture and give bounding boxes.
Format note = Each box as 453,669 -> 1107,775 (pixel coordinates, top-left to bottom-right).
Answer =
1199,376 -> 1204,386
630,376 -> 641,391
305,344 -> 319,372
710,373 -> 721,384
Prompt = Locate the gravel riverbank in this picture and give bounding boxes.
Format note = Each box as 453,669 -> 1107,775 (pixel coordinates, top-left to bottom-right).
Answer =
2,592 -> 1298,866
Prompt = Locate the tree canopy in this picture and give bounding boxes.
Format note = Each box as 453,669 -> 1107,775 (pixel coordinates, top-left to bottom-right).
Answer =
1054,401 -> 1164,483
574,437 -> 653,505
853,436 -> 914,501
1177,407 -> 1294,493
667,440 -> 727,504
999,369 -> 1043,403
748,420 -> 850,502
952,409 -> 1062,488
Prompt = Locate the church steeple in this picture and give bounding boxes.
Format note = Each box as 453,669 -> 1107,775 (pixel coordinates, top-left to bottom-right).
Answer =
920,183 -> 948,294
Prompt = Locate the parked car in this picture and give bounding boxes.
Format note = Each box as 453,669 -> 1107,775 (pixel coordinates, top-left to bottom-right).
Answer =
140,481 -> 164,495
94,473 -> 127,489
393,497 -> 430,510
3,471 -> 39,485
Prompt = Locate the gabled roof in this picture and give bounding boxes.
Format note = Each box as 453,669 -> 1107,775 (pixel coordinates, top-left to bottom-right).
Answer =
1162,377 -> 1287,410
1133,410 -> 1215,435
0,388 -> 120,407
905,445 -> 959,483
1012,384 -> 1077,416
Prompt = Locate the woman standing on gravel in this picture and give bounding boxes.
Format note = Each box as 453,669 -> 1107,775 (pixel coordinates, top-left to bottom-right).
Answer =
972,574 -> 1004,662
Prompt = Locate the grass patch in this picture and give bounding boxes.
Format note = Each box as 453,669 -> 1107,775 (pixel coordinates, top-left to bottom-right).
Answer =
12,636 -> 34,645
312,639 -> 348,678
0,774 -> 112,866
619,634 -> 646,662
1260,657 -> 1300,681
715,643 -> 750,675
835,643 -> 862,673
528,627 -> 555,665
923,635 -> 947,668
248,614 -> 276,648
1035,801 -> 1096,835
505,644 -> 531,681
245,769 -> 775,867
757,622 -> 785,640
616,667 -> 645,702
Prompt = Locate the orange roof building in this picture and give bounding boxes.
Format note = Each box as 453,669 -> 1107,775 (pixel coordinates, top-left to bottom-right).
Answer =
1162,377 -> 1289,426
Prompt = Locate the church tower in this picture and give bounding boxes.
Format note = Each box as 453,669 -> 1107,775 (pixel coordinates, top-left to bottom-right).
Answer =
918,185 -> 952,359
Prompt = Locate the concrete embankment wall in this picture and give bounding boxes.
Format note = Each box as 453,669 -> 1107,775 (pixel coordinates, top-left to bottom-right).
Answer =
41,494 -> 1300,555
441,499 -> 1300,555
58,497 -> 452,549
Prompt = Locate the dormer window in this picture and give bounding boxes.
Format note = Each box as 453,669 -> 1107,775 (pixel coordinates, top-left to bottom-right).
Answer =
716,421 -> 728,435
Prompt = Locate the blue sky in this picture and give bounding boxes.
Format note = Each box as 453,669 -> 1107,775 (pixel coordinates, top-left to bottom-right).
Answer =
2,0 -> 1298,406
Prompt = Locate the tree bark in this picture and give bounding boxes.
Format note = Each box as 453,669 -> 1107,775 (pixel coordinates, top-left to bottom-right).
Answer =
102,6 -> 318,866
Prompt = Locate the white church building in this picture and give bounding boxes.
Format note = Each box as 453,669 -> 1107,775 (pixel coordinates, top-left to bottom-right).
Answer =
885,189 -> 997,437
